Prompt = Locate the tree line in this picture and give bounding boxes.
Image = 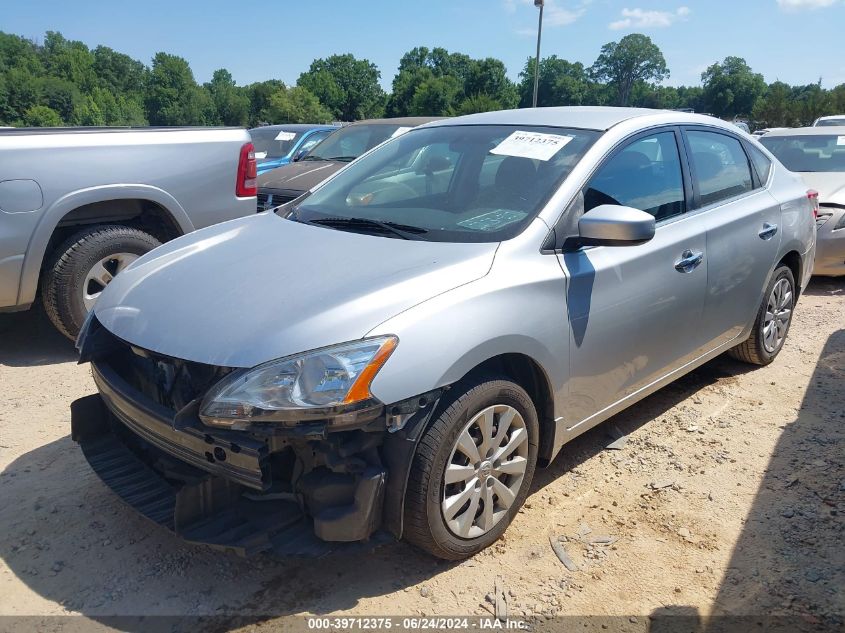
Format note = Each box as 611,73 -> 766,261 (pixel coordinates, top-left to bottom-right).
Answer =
1,30 -> 843,130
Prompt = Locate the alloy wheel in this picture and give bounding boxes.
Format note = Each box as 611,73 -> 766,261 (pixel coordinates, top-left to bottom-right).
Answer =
763,277 -> 793,353
441,404 -> 529,539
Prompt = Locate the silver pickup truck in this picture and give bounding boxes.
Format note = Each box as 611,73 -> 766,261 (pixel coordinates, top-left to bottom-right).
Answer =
0,126 -> 257,338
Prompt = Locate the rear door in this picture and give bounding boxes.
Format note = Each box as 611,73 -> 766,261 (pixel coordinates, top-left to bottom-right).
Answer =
682,127 -> 782,347
559,128 -> 708,429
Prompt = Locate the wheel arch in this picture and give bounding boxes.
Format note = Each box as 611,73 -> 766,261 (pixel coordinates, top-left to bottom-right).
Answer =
18,185 -> 192,306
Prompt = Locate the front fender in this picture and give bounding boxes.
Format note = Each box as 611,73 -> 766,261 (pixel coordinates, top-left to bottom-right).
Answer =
366,256 -> 569,413
18,184 -> 192,306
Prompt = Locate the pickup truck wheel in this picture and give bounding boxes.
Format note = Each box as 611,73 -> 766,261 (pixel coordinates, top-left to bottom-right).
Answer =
728,265 -> 795,366
403,377 -> 538,560
41,225 -> 160,340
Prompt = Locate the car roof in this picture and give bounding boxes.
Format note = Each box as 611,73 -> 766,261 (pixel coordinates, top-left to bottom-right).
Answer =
249,123 -> 338,132
764,126 -> 845,137
816,115 -> 845,121
348,117 -> 446,127
422,106 -> 731,132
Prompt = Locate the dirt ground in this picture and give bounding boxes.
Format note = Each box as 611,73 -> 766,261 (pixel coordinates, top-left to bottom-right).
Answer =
0,278 -> 842,632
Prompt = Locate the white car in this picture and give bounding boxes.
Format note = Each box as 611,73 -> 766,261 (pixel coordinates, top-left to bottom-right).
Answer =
813,115 -> 845,127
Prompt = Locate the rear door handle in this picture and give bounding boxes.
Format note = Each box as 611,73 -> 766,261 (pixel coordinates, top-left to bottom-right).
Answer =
759,223 -> 778,240
674,249 -> 704,273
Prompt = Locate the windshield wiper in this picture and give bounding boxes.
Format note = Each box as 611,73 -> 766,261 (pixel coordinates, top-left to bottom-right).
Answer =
309,217 -> 428,240
299,155 -> 328,162
325,156 -> 358,163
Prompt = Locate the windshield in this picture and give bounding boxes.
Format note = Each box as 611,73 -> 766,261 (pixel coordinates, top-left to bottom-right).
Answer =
816,119 -> 845,127
760,134 -> 845,172
249,127 -> 303,159
286,124 -> 599,242
302,124 -> 407,162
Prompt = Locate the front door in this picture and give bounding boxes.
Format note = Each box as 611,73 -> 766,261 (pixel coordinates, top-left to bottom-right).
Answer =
558,129 -> 707,432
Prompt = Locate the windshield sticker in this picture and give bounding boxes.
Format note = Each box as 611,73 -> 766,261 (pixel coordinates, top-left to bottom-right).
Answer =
390,126 -> 414,139
491,131 -> 573,161
838,136 -> 845,146
458,209 -> 526,231
275,131 -> 296,141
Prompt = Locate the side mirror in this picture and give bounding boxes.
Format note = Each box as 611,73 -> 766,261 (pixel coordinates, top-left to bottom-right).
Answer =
293,149 -> 308,162
577,204 -> 655,247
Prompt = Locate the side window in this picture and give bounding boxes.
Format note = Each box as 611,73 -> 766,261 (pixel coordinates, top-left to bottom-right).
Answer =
300,130 -> 330,153
584,131 -> 686,221
746,142 -> 772,185
686,130 -> 753,206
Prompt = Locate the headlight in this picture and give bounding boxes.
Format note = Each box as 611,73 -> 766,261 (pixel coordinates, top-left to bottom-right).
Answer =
199,336 -> 397,428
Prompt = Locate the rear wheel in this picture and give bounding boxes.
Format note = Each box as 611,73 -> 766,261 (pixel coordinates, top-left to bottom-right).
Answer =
41,225 -> 160,340
728,265 -> 795,366
403,377 -> 539,560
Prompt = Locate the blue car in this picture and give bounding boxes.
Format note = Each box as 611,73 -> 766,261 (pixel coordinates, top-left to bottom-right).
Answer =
249,124 -> 339,174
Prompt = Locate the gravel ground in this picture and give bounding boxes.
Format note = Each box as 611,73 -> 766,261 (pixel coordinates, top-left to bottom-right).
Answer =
0,278 -> 842,632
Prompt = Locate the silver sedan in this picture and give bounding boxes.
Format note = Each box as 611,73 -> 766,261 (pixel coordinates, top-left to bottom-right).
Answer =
760,126 -> 845,276
75,107 -> 816,560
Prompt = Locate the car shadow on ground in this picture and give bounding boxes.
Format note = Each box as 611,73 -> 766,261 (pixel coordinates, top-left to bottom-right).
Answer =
0,306 -> 77,367
648,326 -> 844,633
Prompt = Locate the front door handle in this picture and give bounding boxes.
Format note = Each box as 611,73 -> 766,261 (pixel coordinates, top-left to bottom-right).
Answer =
759,223 -> 778,240
674,249 -> 704,273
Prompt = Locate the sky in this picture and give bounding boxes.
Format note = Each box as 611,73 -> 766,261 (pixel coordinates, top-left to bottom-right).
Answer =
3,0 -> 844,90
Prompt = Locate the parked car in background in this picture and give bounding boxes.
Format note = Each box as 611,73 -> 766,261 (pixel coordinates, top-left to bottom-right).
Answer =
760,126 -> 845,275
256,117 -> 443,211
732,121 -> 750,134
751,127 -> 790,138
249,124 -> 339,175
813,115 -> 845,127
0,126 -> 257,338
73,107 -> 815,561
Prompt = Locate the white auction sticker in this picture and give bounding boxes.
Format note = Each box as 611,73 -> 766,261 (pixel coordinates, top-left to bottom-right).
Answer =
390,126 -> 413,138
275,131 -> 296,141
837,136 -> 845,146
491,130 -> 573,161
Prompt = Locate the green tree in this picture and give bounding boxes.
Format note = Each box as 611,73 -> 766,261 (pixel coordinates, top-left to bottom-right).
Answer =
751,81 -> 798,128
455,93 -> 503,115
23,104 -> 62,126
265,85 -> 333,123
589,34 -> 669,106
388,46 -> 517,116
37,76 -> 81,123
518,55 -> 592,107
41,31 -> 97,93
145,52 -> 212,125
92,45 -> 146,96
246,79 -> 286,126
701,56 -> 766,118
298,54 -> 385,120
409,75 -> 461,116
4,68 -> 39,117
205,68 -> 250,125
791,81 -> 833,125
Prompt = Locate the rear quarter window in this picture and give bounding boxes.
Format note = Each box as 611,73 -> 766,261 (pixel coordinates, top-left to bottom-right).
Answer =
746,143 -> 772,184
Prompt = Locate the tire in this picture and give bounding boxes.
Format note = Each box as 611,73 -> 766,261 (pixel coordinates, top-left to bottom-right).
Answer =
403,377 -> 539,560
41,225 -> 160,340
728,265 -> 795,366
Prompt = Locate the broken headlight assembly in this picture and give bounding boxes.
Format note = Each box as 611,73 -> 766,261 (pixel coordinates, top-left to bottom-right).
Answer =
199,336 -> 397,429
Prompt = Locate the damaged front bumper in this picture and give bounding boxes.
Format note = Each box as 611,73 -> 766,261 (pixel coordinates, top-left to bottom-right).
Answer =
71,333 -> 441,557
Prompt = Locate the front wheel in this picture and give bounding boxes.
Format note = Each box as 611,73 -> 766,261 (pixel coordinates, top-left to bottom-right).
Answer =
403,377 -> 539,560
728,265 -> 795,366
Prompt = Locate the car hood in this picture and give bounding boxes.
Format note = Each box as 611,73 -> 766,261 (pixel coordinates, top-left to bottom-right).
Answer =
94,213 -> 497,368
257,160 -> 345,193
798,172 -> 845,205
